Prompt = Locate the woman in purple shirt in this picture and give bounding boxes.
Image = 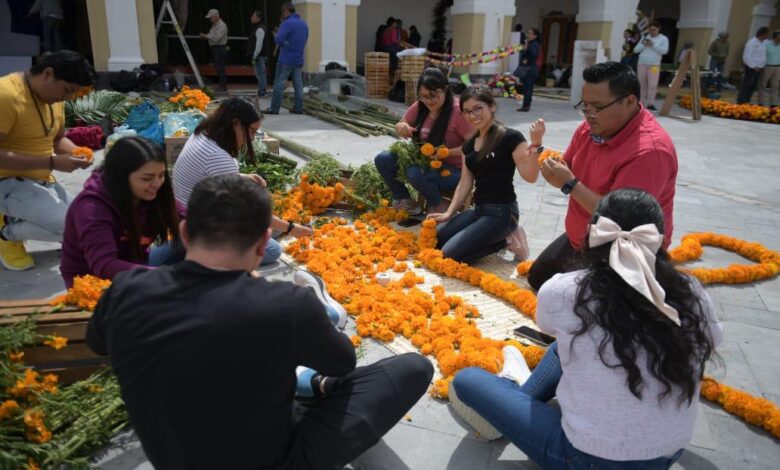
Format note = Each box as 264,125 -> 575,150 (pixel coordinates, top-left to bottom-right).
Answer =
60,137 -> 184,287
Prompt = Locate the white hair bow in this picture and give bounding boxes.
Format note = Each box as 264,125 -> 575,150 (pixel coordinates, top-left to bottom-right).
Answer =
588,216 -> 680,326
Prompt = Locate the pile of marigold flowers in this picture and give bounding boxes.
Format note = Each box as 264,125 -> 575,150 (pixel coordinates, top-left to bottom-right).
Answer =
679,95 -> 780,124
168,86 -> 211,111
72,146 -> 94,162
50,274 -> 112,311
274,175 -> 345,224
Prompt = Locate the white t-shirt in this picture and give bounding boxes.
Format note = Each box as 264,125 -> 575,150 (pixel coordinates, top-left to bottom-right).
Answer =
634,33 -> 669,65
536,270 -> 723,461
172,133 -> 239,205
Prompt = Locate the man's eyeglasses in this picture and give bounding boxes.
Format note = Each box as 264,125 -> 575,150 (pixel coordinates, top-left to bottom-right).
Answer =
573,95 -> 629,116
461,105 -> 485,117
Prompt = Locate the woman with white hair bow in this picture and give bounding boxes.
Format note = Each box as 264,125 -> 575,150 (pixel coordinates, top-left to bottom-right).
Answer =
450,188 -> 723,470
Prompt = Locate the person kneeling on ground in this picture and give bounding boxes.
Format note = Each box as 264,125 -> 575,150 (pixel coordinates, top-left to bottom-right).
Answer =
427,85 -> 543,263
87,174 -> 434,469
60,137 -> 185,288
450,188 -> 722,470
0,50 -> 96,271
375,67 -> 474,215
528,61 -> 678,291
172,97 -> 311,266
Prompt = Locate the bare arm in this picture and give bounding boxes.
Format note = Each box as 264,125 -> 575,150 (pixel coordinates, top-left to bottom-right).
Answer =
428,156 -> 474,223
541,157 -> 601,213
512,142 -> 539,183
0,132 -> 90,173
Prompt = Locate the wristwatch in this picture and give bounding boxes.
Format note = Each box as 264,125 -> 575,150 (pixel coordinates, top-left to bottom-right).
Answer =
283,221 -> 295,235
561,178 -> 579,195
529,144 -> 544,155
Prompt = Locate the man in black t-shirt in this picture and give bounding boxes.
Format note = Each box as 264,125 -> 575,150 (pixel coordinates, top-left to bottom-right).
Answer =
87,175 -> 433,469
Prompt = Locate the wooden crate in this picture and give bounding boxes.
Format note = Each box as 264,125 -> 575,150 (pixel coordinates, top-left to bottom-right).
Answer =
400,56 -> 426,82
404,81 -> 417,105
0,299 -> 108,383
365,52 -> 390,98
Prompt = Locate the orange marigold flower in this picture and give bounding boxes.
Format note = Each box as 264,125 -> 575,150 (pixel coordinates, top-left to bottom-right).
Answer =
0,400 -> 21,420
350,335 -> 362,347
420,143 -> 435,157
72,146 -> 94,162
430,160 -> 443,169
8,351 -> 24,362
43,336 -> 68,350
437,146 -> 449,159
440,169 -> 452,177
516,260 -> 534,276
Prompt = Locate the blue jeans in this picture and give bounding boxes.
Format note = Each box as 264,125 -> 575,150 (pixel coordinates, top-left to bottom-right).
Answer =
453,343 -> 684,470
374,150 -> 461,206
521,66 -> 539,109
270,63 -> 304,113
261,237 -> 282,265
210,45 -> 227,87
708,58 -> 725,91
0,178 -> 72,242
148,241 -> 185,267
254,56 -> 268,97
436,202 -> 518,263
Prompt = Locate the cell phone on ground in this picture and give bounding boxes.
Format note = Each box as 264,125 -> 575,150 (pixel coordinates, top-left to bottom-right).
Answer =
397,218 -> 423,227
513,326 -> 555,347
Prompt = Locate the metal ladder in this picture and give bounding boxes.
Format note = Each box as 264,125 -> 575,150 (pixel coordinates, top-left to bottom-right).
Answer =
155,0 -> 204,87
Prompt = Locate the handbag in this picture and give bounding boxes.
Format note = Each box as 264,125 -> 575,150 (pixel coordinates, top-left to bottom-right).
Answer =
513,64 -> 530,81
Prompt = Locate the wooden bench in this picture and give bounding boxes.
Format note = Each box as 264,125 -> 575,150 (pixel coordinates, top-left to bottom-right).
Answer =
0,299 -> 108,384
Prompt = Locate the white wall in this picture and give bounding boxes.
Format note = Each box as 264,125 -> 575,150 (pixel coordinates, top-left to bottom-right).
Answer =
356,0 -> 440,67
511,0 -> 578,32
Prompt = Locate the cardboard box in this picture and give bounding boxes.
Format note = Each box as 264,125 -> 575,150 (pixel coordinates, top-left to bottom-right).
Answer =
164,136 -> 189,166
262,137 -> 280,155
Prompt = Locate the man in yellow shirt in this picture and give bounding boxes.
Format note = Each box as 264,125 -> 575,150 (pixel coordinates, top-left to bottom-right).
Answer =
0,50 -> 95,271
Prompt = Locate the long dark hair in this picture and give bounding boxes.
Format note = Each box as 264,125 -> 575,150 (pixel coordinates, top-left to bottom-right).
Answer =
573,189 -> 715,405
414,67 -> 454,147
459,84 -> 506,161
194,97 -> 261,162
101,137 -> 180,262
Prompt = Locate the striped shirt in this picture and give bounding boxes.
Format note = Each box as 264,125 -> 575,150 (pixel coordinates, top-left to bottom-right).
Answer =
172,133 -> 238,205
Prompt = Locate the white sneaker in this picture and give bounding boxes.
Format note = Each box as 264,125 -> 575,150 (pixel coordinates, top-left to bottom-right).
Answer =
293,270 -> 348,329
448,380 -> 503,441
497,346 -> 532,385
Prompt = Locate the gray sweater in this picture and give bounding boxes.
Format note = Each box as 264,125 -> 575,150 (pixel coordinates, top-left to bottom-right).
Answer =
537,270 -> 723,461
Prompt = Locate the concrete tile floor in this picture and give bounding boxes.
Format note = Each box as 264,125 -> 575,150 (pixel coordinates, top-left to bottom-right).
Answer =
2,94 -> 779,469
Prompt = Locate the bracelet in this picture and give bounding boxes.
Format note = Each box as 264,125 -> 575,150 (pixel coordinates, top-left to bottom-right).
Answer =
283,221 -> 295,235
49,155 -> 54,171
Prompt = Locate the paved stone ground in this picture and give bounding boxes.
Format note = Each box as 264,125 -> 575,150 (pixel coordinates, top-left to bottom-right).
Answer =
2,92 -> 779,469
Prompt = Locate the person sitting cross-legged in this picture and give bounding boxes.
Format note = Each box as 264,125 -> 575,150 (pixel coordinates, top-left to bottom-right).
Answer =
450,188 -> 723,470
87,174 -> 433,470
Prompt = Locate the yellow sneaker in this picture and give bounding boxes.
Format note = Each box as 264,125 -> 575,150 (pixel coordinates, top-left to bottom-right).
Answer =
0,215 -> 35,271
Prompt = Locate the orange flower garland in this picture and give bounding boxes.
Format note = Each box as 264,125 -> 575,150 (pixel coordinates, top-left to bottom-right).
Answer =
168,86 -> 211,111
72,146 -> 94,162
667,233 -> 780,284
679,96 -> 780,124
50,275 -> 111,311
701,377 -> 780,438
516,260 -> 534,276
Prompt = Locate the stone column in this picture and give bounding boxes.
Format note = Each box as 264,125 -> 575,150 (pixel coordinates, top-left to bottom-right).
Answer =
749,0 -> 777,38
576,0 -> 639,62
677,0 -> 733,67
105,0 -> 145,71
296,0 -> 361,73
450,0 -> 516,75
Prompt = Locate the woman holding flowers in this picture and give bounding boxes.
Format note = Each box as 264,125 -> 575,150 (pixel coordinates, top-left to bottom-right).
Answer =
375,67 -> 473,215
60,137 -> 185,288
451,188 -> 722,470
428,84 -> 543,263
172,98 -> 312,265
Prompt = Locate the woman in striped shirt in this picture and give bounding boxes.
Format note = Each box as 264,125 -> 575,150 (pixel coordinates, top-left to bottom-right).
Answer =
173,98 -> 311,265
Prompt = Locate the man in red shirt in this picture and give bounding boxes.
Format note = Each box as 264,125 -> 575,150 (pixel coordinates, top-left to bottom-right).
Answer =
528,61 -> 678,290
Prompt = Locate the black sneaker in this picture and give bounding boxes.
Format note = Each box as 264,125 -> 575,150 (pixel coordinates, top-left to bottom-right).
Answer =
290,110 -> 304,115
264,108 -> 279,115
647,104 -> 657,111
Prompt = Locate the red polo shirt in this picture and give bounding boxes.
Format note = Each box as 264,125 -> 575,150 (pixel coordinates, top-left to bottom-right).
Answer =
563,106 -> 678,249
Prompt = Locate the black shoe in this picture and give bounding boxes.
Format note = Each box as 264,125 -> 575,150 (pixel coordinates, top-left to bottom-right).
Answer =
646,104 -> 657,111
264,108 -> 279,115
517,107 -> 530,112
290,109 -> 304,115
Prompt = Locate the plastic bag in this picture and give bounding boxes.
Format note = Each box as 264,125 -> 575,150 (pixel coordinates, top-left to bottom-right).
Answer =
163,111 -> 204,138
505,226 -> 530,261
138,121 -> 164,145
125,102 -> 160,132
